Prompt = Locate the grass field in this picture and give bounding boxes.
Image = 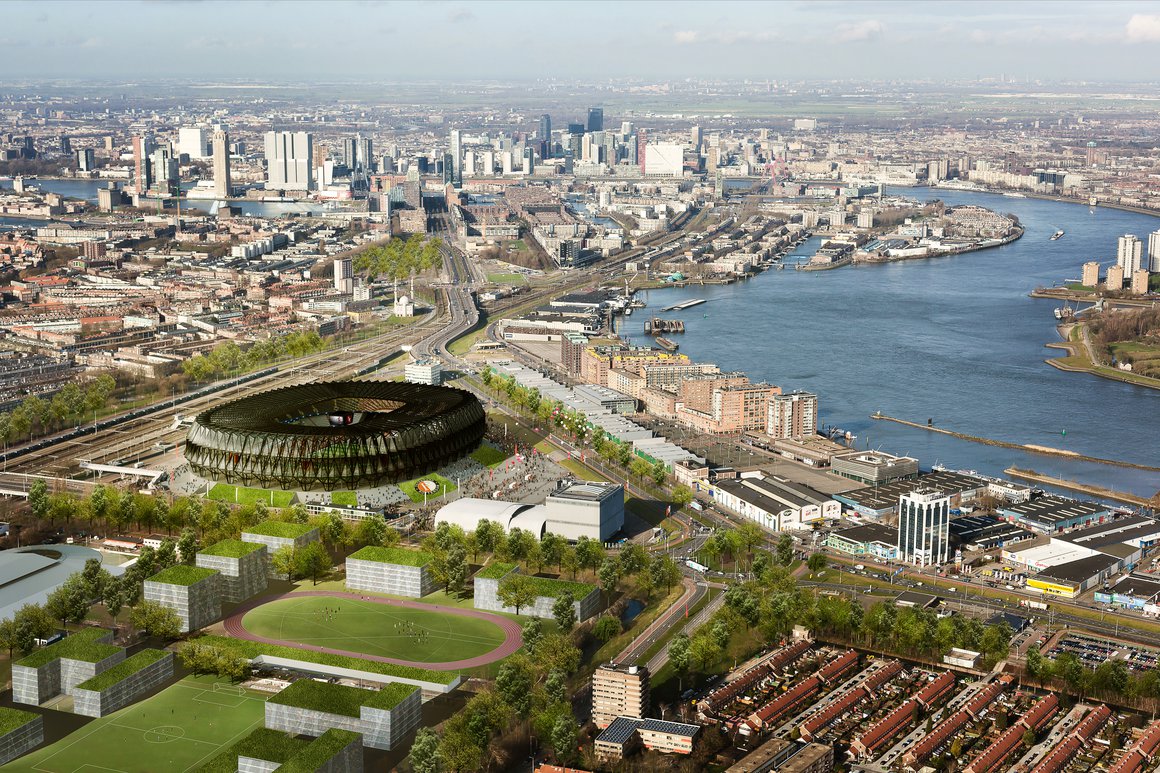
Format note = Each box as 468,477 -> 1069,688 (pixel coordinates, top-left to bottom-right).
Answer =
470,444 -> 507,468
486,272 -> 527,285
240,595 -> 506,662
7,676 -> 266,773
207,484 -> 294,508
397,472 -> 457,503
330,491 -> 358,507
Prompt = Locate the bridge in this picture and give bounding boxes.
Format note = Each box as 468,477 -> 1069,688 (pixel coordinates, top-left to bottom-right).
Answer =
78,461 -> 166,486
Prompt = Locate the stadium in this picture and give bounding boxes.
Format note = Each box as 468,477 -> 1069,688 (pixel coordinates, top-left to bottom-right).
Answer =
185,380 -> 486,490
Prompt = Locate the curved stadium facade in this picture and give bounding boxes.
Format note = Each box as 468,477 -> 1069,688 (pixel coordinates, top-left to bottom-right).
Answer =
185,381 -> 486,490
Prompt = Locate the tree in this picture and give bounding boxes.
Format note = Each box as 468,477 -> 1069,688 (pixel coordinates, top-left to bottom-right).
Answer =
505,528 -> 536,565
629,456 -> 652,484
497,574 -> 538,616
669,632 -> 691,675
155,539 -> 178,571
13,604 -> 53,653
521,619 -> 544,653
593,614 -> 622,643
409,727 -> 442,773
27,479 -> 49,521
1022,728 -> 1037,749
444,542 -> 469,597
575,537 -> 604,575
776,533 -> 794,566
806,552 -> 827,575
552,592 -> 576,632
272,545 -> 297,582
598,557 -> 621,605
296,542 -> 332,585
549,713 -> 579,765
0,619 -> 19,658
129,601 -> 181,639
177,529 -> 199,565
495,660 -> 533,715
80,558 -> 110,602
671,484 -> 695,509
104,577 -> 131,632
618,543 -> 648,577
540,532 -> 566,570
316,513 -> 348,548
690,634 -> 722,671
474,519 -> 503,556
649,555 -> 682,593
357,516 -> 388,547
46,575 -> 90,627
545,669 -> 568,705
1026,646 -> 1044,678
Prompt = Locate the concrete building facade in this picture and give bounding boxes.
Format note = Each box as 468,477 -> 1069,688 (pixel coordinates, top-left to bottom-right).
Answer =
592,663 -> 650,728
143,567 -> 221,633
344,546 -> 435,598
898,488 -> 951,567
0,710 -> 42,766
71,650 -> 174,718
196,541 -> 268,604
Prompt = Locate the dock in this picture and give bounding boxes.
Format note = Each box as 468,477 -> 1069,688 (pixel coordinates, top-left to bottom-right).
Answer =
1004,468 -> 1149,507
656,337 -> 679,352
645,318 -> 685,335
662,298 -> 707,312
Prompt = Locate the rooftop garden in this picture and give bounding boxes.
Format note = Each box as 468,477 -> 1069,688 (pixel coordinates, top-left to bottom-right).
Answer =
200,728 -> 309,773
198,539 -> 265,559
269,678 -> 415,717
148,565 -> 218,586
348,545 -> 433,567
475,562 -> 517,580
0,707 -> 38,736
16,628 -> 119,668
75,649 -> 168,692
278,729 -> 361,773
188,635 -> 458,685
244,520 -> 317,539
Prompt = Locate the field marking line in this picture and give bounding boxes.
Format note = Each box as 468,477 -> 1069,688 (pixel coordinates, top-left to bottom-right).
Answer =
193,693 -> 246,708
107,718 -> 220,747
73,765 -> 131,773
181,714 -> 266,773
31,713 -> 120,773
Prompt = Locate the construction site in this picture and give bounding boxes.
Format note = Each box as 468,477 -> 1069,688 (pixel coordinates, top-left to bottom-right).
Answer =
709,639 -> 1160,773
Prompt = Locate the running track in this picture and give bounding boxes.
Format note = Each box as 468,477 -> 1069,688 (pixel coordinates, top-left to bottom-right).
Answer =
222,590 -> 523,671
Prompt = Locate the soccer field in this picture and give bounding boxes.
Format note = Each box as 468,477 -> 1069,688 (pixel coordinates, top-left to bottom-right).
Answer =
7,676 -> 266,773
240,595 -> 506,663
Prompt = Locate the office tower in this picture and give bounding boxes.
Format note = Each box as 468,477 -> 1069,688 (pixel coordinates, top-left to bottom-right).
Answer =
357,136 -> 373,172
264,131 -> 314,190
178,127 -> 209,159
767,391 -> 818,439
1148,230 -> 1160,273
449,129 -> 462,185
620,121 -> 634,138
482,150 -> 495,176
334,257 -> 354,294
897,489 -> 950,567
104,136 -> 114,154
587,107 -> 604,133
592,663 -> 649,729
212,129 -> 231,198
1081,261 -> 1100,288
501,151 -> 513,175
523,146 -> 535,175
690,125 -> 702,152
1117,234 -> 1143,274
75,148 -> 95,172
150,146 -> 177,194
59,135 -> 71,154
1107,264 -> 1125,290
343,138 -> 357,168
538,113 -> 551,149
567,122 -> 584,135
132,135 -> 153,195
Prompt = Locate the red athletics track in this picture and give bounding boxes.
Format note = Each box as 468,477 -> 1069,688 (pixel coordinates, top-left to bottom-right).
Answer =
222,590 -> 523,671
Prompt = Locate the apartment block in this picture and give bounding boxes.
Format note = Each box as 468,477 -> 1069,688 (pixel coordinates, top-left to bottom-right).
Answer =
592,663 -> 650,729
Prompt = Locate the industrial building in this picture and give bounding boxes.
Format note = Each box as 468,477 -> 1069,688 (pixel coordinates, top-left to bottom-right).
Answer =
711,474 -> 841,531
835,470 -> 985,518
435,480 -> 625,541
997,495 -> 1111,533
830,451 -> 918,486
824,523 -> 898,560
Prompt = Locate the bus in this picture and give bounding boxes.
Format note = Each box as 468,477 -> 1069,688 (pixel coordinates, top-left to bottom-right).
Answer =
686,559 -> 709,573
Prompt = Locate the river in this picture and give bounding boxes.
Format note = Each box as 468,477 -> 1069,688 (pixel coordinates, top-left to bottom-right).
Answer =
620,188 -> 1160,499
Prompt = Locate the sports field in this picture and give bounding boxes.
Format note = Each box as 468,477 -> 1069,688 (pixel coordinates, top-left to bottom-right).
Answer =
7,676 -> 266,773
240,595 -> 506,663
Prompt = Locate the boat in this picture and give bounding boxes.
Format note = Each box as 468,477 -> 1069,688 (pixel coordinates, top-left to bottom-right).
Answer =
624,307 -> 632,316
656,337 -> 679,352
1050,229 -> 1065,241
1054,304 -> 1075,320
1003,192 -> 1027,198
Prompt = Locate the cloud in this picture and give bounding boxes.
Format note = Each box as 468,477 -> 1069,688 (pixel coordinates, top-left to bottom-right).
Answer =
674,30 -> 699,44
448,7 -> 474,23
835,19 -> 885,42
673,29 -> 777,45
1126,14 -> 1160,43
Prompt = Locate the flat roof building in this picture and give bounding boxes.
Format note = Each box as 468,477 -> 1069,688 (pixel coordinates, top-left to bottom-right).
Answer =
825,523 -> 898,560
830,451 -> 918,486
592,663 -> 649,729
998,496 -> 1110,533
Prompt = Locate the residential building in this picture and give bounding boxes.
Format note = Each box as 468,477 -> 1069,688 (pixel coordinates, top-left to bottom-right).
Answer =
75,148 -> 94,172
1132,268 -> 1150,295
1118,234 -> 1144,275
592,664 -> 650,729
1082,260 -> 1100,287
333,257 -> 354,294
132,135 -> 152,195
767,391 -> 818,439
178,126 -> 209,159
211,128 -> 231,198
1150,229 -> 1160,273
898,488 -> 951,567
264,131 -> 314,191
1107,263 -> 1125,290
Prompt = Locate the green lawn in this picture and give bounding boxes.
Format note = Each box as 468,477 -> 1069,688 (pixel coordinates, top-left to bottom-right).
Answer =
6,676 -> 267,773
330,491 -> 358,507
470,444 -> 507,468
208,484 -> 294,508
486,272 -> 527,285
397,472 -> 457,503
240,595 -> 506,663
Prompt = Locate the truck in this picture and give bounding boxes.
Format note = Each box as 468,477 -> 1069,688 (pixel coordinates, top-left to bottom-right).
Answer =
1020,599 -> 1049,611
854,564 -> 866,572
686,559 -> 709,574
689,501 -> 704,512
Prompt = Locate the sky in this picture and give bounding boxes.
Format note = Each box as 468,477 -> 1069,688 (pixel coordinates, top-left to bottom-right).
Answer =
6,0 -> 1160,83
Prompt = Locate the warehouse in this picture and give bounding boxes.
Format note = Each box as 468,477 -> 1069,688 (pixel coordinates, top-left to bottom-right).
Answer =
950,514 -> 1037,552
1026,553 -> 1123,599
835,470 -> 986,518
825,523 -> 898,560
997,496 -> 1110,533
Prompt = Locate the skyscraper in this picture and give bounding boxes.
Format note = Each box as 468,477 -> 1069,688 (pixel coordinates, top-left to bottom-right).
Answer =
334,257 -> 354,294
691,125 -> 703,152
539,114 -> 552,158
264,131 -> 314,191
1148,229 -> 1160,273
75,148 -> 95,173
212,128 -> 231,198
767,391 -> 818,439
1117,234 -> 1143,274
150,146 -> 177,194
449,129 -> 462,185
897,489 -> 950,567
587,107 -> 604,133
178,127 -> 209,159
132,135 -> 153,195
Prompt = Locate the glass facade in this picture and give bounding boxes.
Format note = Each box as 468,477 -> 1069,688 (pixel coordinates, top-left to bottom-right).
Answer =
897,489 -> 950,567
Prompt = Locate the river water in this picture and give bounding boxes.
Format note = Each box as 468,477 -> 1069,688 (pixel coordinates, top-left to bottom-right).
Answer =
620,188 -> 1160,498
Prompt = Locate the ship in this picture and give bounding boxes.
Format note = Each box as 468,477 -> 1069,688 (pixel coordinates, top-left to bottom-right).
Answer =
1054,304 -> 1075,320
1050,229 -> 1065,241
656,337 -> 679,352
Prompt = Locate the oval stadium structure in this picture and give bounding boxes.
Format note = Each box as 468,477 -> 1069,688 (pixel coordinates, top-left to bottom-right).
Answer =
185,381 -> 486,490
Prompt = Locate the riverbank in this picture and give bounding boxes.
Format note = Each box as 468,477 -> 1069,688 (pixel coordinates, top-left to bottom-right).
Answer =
1044,322 -> 1160,392
855,225 -> 1024,266
925,182 -> 1160,222
1003,467 -> 1151,507
870,412 -> 1160,473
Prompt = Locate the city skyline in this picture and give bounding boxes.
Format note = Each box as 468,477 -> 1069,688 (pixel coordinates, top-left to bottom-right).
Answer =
5,1 -> 1160,83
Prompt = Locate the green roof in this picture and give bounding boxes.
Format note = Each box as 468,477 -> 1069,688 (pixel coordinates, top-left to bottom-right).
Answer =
75,649 -> 168,692
147,565 -> 218,586
244,520 -> 317,539
348,545 -> 433,567
278,729 -> 361,773
199,728 -> 309,773
269,678 -> 414,717
16,628 -> 119,668
188,636 -> 457,685
510,573 -> 596,599
198,539 -> 265,559
0,707 -> 38,736
475,561 -> 517,580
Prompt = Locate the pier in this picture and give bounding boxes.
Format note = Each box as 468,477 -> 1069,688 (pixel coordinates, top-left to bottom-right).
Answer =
870,412 -> 1160,473
662,298 -> 707,312
1003,468 -> 1150,506
645,318 -> 685,335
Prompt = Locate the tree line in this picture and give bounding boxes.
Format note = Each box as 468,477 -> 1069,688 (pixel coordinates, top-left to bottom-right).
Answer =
353,235 -> 442,282
181,330 -> 325,383
0,374 -> 116,446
